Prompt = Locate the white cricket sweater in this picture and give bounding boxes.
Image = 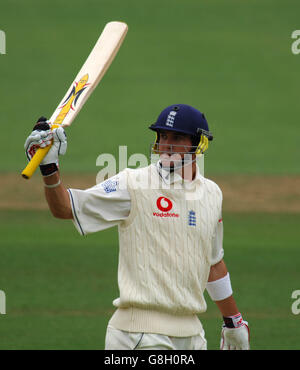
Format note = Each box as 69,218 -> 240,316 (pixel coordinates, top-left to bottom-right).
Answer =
109,164 -> 222,336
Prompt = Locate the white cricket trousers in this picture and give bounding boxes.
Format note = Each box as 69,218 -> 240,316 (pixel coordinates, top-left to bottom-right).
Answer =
105,325 -> 207,350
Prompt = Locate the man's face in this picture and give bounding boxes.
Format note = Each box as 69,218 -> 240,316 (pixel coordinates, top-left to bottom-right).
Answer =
156,130 -> 194,169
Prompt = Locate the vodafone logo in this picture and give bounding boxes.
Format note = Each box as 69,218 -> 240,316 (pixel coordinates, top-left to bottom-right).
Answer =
156,197 -> 173,212
153,197 -> 179,218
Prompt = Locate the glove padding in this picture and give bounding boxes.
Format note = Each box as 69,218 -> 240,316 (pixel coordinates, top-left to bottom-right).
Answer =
24,117 -> 67,165
220,322 -> 250,350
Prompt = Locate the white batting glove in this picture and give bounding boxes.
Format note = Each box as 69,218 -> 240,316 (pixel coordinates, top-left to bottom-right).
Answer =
25,117 -> 67,164
220,313 -> 250,350
24,116 -> 67,176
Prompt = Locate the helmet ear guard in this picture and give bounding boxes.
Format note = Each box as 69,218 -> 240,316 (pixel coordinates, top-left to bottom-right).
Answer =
194,128 -> 213,155
153,132 -> 159,154
195,135 -> 209,155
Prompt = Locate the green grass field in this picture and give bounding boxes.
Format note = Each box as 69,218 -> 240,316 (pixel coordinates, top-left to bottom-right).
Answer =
0,210 -> 299,349
0,0 -> 300,350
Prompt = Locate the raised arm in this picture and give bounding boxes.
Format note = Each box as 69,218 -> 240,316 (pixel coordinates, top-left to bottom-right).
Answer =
43,172 -> 72,219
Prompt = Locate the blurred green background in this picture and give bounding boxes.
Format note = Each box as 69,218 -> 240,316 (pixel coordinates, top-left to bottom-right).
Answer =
1,0 -> 299,174
0,0 -> 299,349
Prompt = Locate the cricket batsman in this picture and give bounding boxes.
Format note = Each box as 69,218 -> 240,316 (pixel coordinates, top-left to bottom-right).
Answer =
24,103 -> 250,350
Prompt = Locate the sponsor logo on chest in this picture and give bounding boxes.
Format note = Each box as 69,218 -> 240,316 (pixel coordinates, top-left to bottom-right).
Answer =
153,197 -> 179,218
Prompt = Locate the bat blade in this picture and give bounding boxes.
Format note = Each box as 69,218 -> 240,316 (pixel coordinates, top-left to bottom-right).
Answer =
21,21 -> 128,179
50,21 -> 128,127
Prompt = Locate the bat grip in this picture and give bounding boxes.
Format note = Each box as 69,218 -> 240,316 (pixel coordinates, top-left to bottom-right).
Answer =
21,145 -> 52,179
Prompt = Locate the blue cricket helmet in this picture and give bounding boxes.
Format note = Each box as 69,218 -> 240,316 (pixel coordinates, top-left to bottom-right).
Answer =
149,104 -> 213,141
149,104 -> 213,155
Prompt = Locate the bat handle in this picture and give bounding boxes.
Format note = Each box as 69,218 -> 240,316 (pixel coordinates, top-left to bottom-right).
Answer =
21,145 -> 52,179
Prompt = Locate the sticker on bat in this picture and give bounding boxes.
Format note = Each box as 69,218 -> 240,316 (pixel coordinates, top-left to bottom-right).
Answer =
54,74 -> 90,125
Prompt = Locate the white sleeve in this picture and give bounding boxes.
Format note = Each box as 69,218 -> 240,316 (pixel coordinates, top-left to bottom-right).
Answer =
67,171 -> 131,235
210,216 -> 224,265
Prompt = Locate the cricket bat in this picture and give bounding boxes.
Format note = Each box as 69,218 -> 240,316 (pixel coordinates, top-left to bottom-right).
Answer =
21,21 -> 128,179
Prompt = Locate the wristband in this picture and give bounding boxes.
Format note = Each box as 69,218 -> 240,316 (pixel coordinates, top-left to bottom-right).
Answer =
40,163 -> 58,177
44,179 -> 61,188
223,313 -> 244,328
206,272 -> 233,301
